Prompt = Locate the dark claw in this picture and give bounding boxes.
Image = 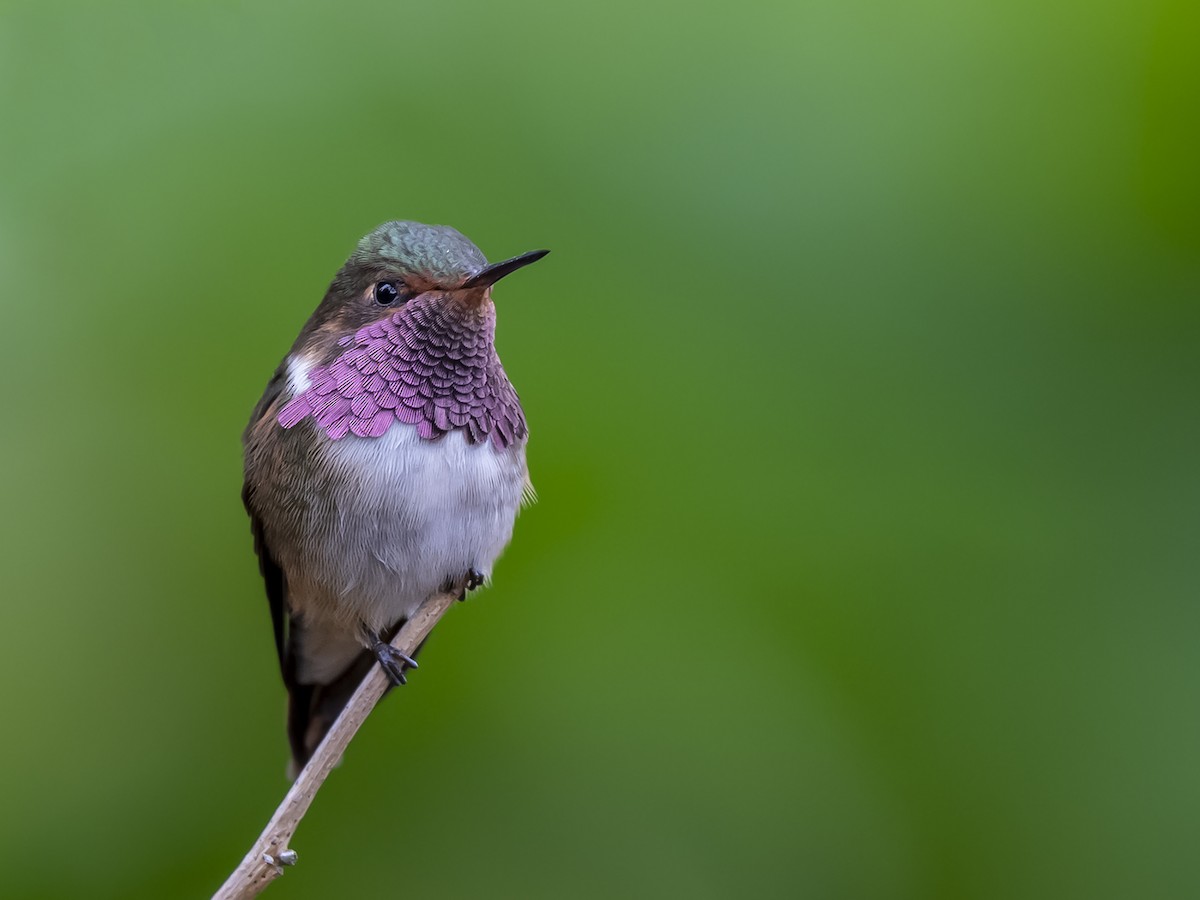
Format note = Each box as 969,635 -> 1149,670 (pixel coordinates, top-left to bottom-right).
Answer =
369,638 -> 418,686
458,568 -> 485,602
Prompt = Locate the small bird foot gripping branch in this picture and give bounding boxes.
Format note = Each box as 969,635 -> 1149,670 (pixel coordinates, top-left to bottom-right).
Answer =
212,583 -> 463,900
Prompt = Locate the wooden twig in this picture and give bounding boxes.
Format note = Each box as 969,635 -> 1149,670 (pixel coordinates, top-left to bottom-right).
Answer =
213,584 -> 463,900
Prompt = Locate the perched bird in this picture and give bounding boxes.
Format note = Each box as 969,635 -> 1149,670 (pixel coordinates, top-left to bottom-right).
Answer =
242,221 -> 546,775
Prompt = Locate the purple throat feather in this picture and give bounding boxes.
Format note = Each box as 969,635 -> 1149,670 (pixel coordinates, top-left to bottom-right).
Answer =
278,294 -> 527,449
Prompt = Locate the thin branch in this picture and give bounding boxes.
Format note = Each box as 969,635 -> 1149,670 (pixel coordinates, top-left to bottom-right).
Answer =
213,583 -> 463,900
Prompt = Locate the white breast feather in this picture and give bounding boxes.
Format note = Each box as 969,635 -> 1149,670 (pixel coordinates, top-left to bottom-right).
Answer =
320,418 -> 527,630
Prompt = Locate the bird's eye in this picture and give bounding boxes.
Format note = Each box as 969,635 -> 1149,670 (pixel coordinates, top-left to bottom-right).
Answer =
373,281 -> 402,306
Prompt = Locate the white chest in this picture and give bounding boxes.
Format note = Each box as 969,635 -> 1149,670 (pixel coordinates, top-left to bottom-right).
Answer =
312,424 -> 528,629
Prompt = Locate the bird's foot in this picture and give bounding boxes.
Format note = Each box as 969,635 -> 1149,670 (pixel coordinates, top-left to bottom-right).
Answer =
365,629 -> 418,686
457,567 -> 486,601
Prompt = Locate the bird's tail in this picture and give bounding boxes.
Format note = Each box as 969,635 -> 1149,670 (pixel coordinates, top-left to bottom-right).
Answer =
284,620 -> 427,779
286,650 -> 375,779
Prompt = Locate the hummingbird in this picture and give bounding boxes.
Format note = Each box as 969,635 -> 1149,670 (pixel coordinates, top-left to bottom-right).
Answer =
242,221 -> 546,775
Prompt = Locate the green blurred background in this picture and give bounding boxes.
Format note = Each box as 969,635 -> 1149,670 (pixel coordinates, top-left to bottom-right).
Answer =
2,1 -> 1197,897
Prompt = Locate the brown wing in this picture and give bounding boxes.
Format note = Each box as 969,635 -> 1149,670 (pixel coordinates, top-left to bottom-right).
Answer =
242,370 -> 290,679
243,485 -> 288,677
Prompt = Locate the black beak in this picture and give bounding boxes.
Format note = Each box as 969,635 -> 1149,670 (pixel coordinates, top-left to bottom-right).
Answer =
462,249 -> 550,289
